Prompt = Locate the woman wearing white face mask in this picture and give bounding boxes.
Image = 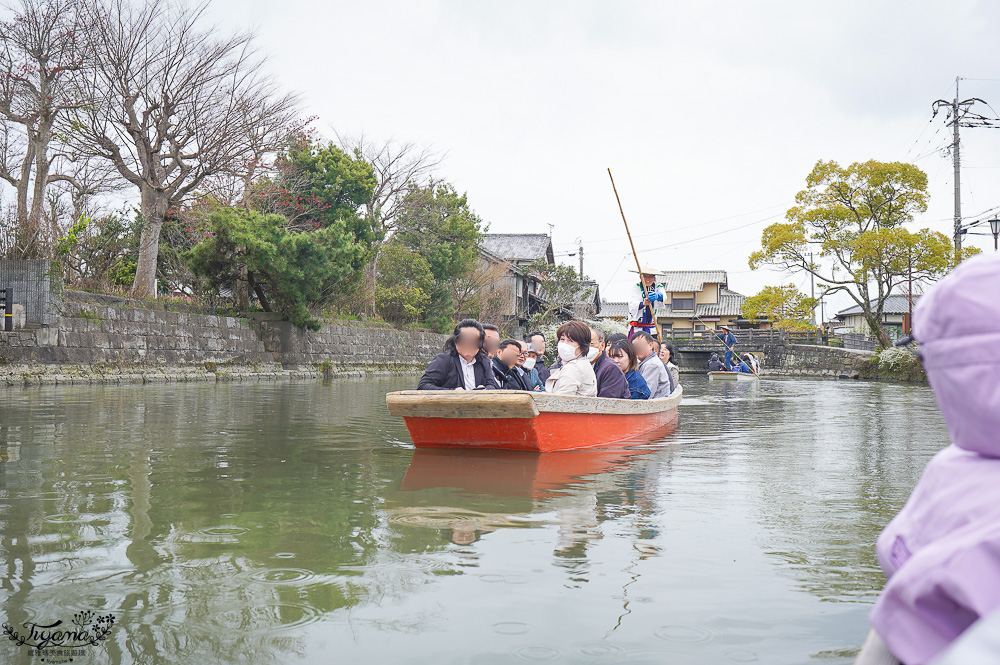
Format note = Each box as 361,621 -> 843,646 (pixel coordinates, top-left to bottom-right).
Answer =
544,321 -> 598,397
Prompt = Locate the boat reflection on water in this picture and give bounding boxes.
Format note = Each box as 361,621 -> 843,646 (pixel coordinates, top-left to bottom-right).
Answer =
385,421 -> 677,547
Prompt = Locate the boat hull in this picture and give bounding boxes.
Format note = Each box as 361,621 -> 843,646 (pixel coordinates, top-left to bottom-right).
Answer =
387,388 -> 681,452
708,371 -> 758,381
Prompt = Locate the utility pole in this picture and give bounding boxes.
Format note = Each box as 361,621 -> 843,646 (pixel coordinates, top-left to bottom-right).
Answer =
578,242 -> 584,278
809,251 -> 816,325
952,78 -> 962,255
907,249 -> 913,335
932,77 -> 1000,256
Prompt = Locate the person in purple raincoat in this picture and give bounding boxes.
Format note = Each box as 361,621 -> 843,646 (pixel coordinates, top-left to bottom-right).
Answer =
862,253 -> 1000,665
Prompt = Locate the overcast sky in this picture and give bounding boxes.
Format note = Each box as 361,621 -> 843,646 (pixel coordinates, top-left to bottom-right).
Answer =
206,1 -> 1000,316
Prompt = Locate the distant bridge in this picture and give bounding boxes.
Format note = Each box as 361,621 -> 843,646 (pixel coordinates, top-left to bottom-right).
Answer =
665,329 -> 829,372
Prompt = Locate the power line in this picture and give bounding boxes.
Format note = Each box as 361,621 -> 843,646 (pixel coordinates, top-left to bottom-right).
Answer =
641,213 -> 782,253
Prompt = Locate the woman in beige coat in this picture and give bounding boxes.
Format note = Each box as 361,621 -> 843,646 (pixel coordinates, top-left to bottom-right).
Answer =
544,320 -> 598,397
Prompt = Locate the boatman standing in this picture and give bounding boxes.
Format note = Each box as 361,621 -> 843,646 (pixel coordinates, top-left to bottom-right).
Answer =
627,270 -> 665,340
715,325 -> 738,369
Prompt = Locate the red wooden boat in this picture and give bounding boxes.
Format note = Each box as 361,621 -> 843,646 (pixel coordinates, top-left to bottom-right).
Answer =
385,387 -> 682,452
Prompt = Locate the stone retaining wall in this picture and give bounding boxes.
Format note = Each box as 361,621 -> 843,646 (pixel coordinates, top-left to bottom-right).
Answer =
760,344 -> 873,379
0,291 -> 449,385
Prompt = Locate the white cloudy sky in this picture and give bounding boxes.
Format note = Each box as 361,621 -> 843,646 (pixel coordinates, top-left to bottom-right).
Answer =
213,1 -> 1000,316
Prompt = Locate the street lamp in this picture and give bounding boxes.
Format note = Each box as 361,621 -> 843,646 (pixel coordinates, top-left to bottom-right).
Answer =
990,218 -> 1000,252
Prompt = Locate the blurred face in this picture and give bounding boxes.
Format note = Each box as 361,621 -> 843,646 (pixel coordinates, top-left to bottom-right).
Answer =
642,273 -> 654,287
658,345 -> 671,362
484,329 -> 500,356
633,336 -> 652,360
515,341 -> 528,367
455,328 -> 482,361
530,334 -> 546,356
608,348 -> 629,373
590,331 -> 604,356
498,343 -> 520,367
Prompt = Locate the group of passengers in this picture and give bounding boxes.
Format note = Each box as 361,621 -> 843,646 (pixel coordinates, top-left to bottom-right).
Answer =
418,318 -> 680,399
707,351 -> 758,374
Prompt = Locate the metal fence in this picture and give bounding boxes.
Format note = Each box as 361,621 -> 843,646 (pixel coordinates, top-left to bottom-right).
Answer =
0,260 -> 62,327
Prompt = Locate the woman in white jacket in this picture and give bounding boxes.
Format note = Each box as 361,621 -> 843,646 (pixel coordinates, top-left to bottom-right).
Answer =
544,320 -> 598,397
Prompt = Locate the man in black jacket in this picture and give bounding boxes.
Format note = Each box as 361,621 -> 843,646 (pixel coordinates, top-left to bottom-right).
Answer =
708,353 -> 727,372
492,339 -> 530,390
418,319 -> 499,390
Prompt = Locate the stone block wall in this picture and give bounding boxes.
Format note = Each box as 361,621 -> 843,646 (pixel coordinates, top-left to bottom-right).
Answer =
764,344 -> 873,379
0,292 -> 449,374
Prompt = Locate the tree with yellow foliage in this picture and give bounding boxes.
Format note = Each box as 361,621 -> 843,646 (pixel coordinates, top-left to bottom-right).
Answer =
749,160 -> 977,348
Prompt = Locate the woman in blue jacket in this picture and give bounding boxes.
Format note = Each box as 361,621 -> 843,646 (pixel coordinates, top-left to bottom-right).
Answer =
606,340 -> 650,400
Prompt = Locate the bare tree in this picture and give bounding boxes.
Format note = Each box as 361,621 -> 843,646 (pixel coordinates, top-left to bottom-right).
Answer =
339,134 -> 443,236
337,133 -> 442,312
451,255 -> 511,326
71,0 -> 298,297
0,0 -> 88,257
200,103 -> 303,209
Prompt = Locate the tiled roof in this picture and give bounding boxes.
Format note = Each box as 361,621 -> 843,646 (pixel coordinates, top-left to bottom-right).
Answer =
481,234 -> 553,263
836,295 -> 918,317
643,270 -> 728,293
696,291 -> 745,317
598,301 -> 628,318
599,290 -> 746,319
657,288 -> 744,318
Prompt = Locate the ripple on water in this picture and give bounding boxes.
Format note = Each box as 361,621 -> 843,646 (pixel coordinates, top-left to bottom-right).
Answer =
654,625 -> 714,643
213,602 -> 320,634
514,646 -> 562,661
246,568 -> 316,585
575,641 -> 627,659
42,513 -> 81,523
492,621 -> 529,635
178,525 -> 249,544
479,574 -> 530,585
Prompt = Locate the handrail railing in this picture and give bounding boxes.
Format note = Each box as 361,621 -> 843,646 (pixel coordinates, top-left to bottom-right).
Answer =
659,326 -> 876,349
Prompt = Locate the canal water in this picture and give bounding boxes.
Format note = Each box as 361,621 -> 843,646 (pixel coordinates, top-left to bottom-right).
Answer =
0,375 -> 946,664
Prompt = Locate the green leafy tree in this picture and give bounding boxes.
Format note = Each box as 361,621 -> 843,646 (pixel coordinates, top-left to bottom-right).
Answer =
55,211 -> 143,290
373,242 -> 434,325
392,181 -> 485,331
185,207 -> 367,330
267,136 -> 379,242
749,159 -> 977,347
741,284 -> 818,331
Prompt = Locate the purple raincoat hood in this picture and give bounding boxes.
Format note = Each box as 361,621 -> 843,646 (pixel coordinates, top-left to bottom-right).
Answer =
869,252 -> 1000,664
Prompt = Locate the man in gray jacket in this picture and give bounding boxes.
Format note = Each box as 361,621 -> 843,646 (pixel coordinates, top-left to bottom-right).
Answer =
632,331 -> 672,398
